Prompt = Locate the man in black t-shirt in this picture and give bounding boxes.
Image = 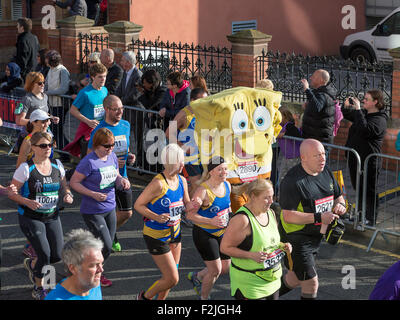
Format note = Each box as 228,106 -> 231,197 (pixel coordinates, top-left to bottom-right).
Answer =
278,139 -> 346,300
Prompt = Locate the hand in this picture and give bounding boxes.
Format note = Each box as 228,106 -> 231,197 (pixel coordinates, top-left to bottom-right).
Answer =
51,116 -> 60,124
63,193 -> 73,204
280,242 -> 292,254
209,215 -> 226,228
352,97 -> 361,110
25,199 -> 42,211
156,213 -> 170,224
7,184 -> 18,196
321,211 -> 339,225
332,202 -> 347,216
127,153 -> 136,165
159,108 -> 166,118
86,119 -> 99,129
300,79 -> 309,91
117,177 -> 131,190
249,251 -> 269,264
302,102 -> 307,110
91,192 -> 108,202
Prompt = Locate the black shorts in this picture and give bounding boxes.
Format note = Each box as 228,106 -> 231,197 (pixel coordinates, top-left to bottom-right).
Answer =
279,224 -> 321,281
143,233 -> 181,256
192,225 -> 230,261
115,187 -> 133,212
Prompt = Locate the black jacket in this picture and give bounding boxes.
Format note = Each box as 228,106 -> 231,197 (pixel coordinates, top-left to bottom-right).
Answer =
116,67 -> 143,106
55,0 -> 87,17
301,84 -> 337,144
138,85 -> 168,111
15,32 -> 39,79
105,63 -> 123,95
342,107 -> 388,163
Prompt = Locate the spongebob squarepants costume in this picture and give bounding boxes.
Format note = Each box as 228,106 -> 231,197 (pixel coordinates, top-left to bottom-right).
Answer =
190,86 -> 282,213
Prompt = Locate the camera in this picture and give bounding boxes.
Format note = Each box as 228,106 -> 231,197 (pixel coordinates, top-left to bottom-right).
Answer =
348,97 -> 354,105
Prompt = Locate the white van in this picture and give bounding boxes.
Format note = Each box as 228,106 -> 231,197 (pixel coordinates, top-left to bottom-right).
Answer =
340,6 -> 400,63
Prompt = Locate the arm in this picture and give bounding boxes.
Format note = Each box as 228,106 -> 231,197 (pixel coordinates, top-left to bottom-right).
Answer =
220,214 -> 268,263
70,104 -> 98,129
70,170 -> 107,202
105,66 -> 123,95
16,139 -> 31,169
133,178 -> 170,224
15,112 -> 29,127
165,109 -> 186,141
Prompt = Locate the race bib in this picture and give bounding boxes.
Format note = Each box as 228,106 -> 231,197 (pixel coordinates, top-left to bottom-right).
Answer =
36,191 -> 59,214
315,195 -> 334,214
263,248 -> 285,270
99,165 -> 118,189
93,104 -> 105,120
237,161 -> 258,182
217,208 -> 230,228
168,200 -> 184,226
114,135 -> 128,157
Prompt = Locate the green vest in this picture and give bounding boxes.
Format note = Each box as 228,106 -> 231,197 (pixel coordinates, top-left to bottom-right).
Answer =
230,206 -> 283,299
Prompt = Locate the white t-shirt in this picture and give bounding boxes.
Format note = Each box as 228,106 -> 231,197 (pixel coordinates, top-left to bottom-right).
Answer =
13,159 -> 66,183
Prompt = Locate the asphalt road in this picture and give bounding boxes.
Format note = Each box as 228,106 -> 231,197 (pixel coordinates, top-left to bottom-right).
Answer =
0,150 -> 399,302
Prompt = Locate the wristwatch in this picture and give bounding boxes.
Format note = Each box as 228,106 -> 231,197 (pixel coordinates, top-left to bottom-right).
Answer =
314,212 -> 322,224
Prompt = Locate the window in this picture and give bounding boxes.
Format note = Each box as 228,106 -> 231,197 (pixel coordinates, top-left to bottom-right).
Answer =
231,20 -> 257,34
12,0 -> 23,20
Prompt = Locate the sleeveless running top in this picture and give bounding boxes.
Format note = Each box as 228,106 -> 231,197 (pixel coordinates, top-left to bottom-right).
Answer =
230,206 -> 283,299
143,174 -> 185,242
195,181 -> 231,238
19,158 -> 63,221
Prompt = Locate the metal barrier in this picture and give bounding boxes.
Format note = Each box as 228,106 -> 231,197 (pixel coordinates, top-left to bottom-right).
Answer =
362,153 -> 400,251
0,94 -> 24,155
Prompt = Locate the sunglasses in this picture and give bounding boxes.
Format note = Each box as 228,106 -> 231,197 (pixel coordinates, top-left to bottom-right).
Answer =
102,143 -> 115,149
36,82 -> 44,86
33,143 -> 53,149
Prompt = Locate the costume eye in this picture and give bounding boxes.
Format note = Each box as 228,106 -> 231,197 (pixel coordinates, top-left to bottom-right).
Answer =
253,106 -> 271,131
231,109 -> 248,135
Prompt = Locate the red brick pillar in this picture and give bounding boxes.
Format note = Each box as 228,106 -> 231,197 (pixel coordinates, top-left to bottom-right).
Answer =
227,30 -> 272,88
108,0 -> 134,23
103,21 -> 143,62
57,16 -> 94,74
389,48 -> 400,120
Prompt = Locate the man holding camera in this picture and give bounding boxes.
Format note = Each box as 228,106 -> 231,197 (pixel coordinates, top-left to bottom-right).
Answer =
300,69 -> 337,145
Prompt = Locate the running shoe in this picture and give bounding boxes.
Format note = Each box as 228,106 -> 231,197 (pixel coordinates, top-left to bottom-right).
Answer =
136,290 -> 151,300
23,258 -> 35,285
32,285 -> 48,300
23,244 -> 37,259
100,275 -> 112,287
112,241 -> 122,252
187,271 -> 202,296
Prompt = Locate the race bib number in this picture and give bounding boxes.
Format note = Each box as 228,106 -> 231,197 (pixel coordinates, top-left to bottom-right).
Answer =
217,208 -> 230,228
168,200 -> 184,226
93,105 -> 105,120
263,248 -> 285,270
237,161 -> 258,182
114,135 -> 128,157
36,191 -> 59,213
315,195 -> 334,214
99,165 -> 118,189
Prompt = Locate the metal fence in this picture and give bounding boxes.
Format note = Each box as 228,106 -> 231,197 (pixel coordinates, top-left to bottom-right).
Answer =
257,50 -> 393,115
129,39 -> 232,93
362,153 -> 400,251
78,33 -> 110,74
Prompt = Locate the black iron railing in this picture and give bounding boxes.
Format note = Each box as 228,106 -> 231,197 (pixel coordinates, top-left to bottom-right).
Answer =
78,33 -> 110,73
129,39 -> 232,93
257,50 -> 393,115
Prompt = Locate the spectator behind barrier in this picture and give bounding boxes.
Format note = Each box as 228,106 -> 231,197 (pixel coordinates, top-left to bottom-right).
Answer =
0,62 -> 23,94
53,0 -> 88,17
100,48 -> 123,95
35,49 -> 50,79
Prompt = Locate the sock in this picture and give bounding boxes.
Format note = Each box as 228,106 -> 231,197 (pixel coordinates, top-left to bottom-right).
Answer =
301,292 -> 317,300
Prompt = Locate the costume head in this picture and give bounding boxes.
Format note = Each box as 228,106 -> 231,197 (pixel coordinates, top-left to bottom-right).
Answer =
191,86 -> 282,184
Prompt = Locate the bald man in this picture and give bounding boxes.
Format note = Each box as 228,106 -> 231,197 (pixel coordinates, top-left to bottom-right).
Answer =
278,139 -> 346,300
300,69 -> 337,145
101,49 -> 123,95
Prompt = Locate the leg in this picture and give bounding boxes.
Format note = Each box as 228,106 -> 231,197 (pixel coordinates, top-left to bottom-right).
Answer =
45,216 -> 64,264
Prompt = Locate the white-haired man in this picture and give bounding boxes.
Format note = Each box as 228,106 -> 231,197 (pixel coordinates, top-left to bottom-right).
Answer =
115,51 -> 142,106
45,229 -> 104,300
